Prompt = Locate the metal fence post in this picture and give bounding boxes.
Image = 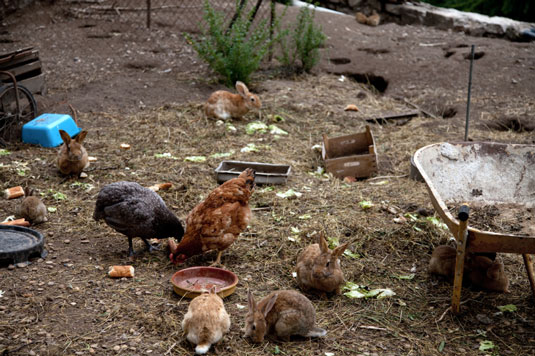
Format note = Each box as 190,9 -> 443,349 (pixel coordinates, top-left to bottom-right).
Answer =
269,0 -> 275,61
147,0 -> 151,28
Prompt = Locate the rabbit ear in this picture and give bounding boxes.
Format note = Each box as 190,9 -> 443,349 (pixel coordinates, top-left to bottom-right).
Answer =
59,130 -> 71,145
76,131 -> 88,143
247,290 -> 256,311
261,293 -> 277,318
332,242 -> 349,259
318,232 -> 329,253
235,81 -> 250,98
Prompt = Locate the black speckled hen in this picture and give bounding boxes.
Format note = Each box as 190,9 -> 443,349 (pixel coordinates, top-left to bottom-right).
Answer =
93,181 -> 184,258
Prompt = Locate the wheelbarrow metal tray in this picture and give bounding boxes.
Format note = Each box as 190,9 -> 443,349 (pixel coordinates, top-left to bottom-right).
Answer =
215,160 -> 291,185
413,142 -> 535,254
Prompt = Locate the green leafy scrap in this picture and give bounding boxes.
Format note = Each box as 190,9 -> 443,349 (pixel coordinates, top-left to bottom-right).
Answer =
479,340 -> 495,351
48,190 -> 67,201
155,152 -> 179,160
343,281 -> 396,299
268,124 -> 288,135
497,304 -> 517,312
184,156 -> 207,162
394,274 -> 415,280
359,200 -> 373,209
276,189 -> 302,199
210,151 -> 234,159
246,121 -> 268,135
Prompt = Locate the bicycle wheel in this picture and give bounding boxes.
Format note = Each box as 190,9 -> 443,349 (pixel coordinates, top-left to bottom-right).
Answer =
0,84 -> 38,144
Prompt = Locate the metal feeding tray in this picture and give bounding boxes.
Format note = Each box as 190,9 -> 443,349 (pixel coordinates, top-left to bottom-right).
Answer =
170,266 -> 239,299
413,142 -> 535,313
215,160 -> 291,185
0,225 -> 47,265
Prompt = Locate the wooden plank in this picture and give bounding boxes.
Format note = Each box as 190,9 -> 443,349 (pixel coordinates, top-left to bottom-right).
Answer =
366,110 -> 419,124
0,60 -> 41,79
323,132 -> 372,158
0,50 -> 39,69
324,154 -> 377,179
0,47 -> 33,59
17,73 -> 46,95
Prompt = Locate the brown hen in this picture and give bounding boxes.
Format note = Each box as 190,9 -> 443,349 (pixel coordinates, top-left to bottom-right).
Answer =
169,168 -> 255,266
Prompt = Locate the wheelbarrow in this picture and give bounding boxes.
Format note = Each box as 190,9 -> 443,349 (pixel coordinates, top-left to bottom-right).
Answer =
413,142 -> 535,313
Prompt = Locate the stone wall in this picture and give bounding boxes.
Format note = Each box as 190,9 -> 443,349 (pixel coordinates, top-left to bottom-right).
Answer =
315,0 -> 402,15
314,0 -> 532,40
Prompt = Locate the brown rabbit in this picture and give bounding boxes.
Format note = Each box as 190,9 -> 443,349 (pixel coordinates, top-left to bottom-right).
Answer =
17,187 -> 47,224
366,10 -> 381,26
355,11 -> 368,24
204,81 -> 261,120
57,130 -> 89,176
296,232 -> 349,295
467,255 -> 510,293
244,289 -> 326,343
428,245 -> 458,279
182,287 -> 231,354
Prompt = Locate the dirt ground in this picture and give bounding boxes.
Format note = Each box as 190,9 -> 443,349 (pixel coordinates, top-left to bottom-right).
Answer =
1,2 -> 535,356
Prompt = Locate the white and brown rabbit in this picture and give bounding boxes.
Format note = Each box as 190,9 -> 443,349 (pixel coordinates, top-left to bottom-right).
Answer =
17,187 -> 47,224
296,232 -> 349,295
204,81 -> 261,120
244,289 -> 326,343
57,129 -> 89,176
467,255 -> 510,293
182,286 -> 231,355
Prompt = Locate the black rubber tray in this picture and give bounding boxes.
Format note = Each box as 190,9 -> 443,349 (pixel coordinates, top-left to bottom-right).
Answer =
0,225 -> 47,265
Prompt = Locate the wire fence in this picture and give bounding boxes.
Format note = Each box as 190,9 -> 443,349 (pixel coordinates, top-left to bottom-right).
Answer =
65,0 -> 276,33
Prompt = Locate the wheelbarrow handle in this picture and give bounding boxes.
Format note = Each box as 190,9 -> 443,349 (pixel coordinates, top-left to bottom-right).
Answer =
458,204 -> 470,222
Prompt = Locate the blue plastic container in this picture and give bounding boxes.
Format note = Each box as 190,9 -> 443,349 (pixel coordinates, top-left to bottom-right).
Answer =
22,113 -> 81,148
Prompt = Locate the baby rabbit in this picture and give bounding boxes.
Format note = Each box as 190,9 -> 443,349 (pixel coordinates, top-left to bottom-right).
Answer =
244,289 -> 326,343
182,287 -> 230,355
296,232 -> 349,295
204,81 -> 261,120
467,255 -> 510,293
57,129 -> 89,176
428,245 -> 458,279
17,187 -> 47,224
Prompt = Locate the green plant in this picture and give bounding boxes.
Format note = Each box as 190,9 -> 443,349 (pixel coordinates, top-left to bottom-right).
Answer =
185,0 -> 277,86
277,3 -> 326,73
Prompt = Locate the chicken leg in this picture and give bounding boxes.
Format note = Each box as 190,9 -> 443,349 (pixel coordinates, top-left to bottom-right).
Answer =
210,250 -> 224,267
128,237 -> 135,258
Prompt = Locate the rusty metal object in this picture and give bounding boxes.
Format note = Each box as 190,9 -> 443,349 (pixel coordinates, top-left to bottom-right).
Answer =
0,71 -> 21,117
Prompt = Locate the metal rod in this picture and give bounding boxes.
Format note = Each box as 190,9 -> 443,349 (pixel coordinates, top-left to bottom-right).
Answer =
146,0 -> 151,28
464,44 -> 475,141
269,0 -> 275,61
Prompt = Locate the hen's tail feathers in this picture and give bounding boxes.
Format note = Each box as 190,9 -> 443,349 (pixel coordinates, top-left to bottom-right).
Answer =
306,327 -> 327,338
240,168 -> 256,191
195,344 -> 211,354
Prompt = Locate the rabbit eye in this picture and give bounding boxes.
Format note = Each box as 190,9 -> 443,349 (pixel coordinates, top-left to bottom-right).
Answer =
326,261 -> 330,268
252,324 -> 256,331
250,97 -> 255,102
